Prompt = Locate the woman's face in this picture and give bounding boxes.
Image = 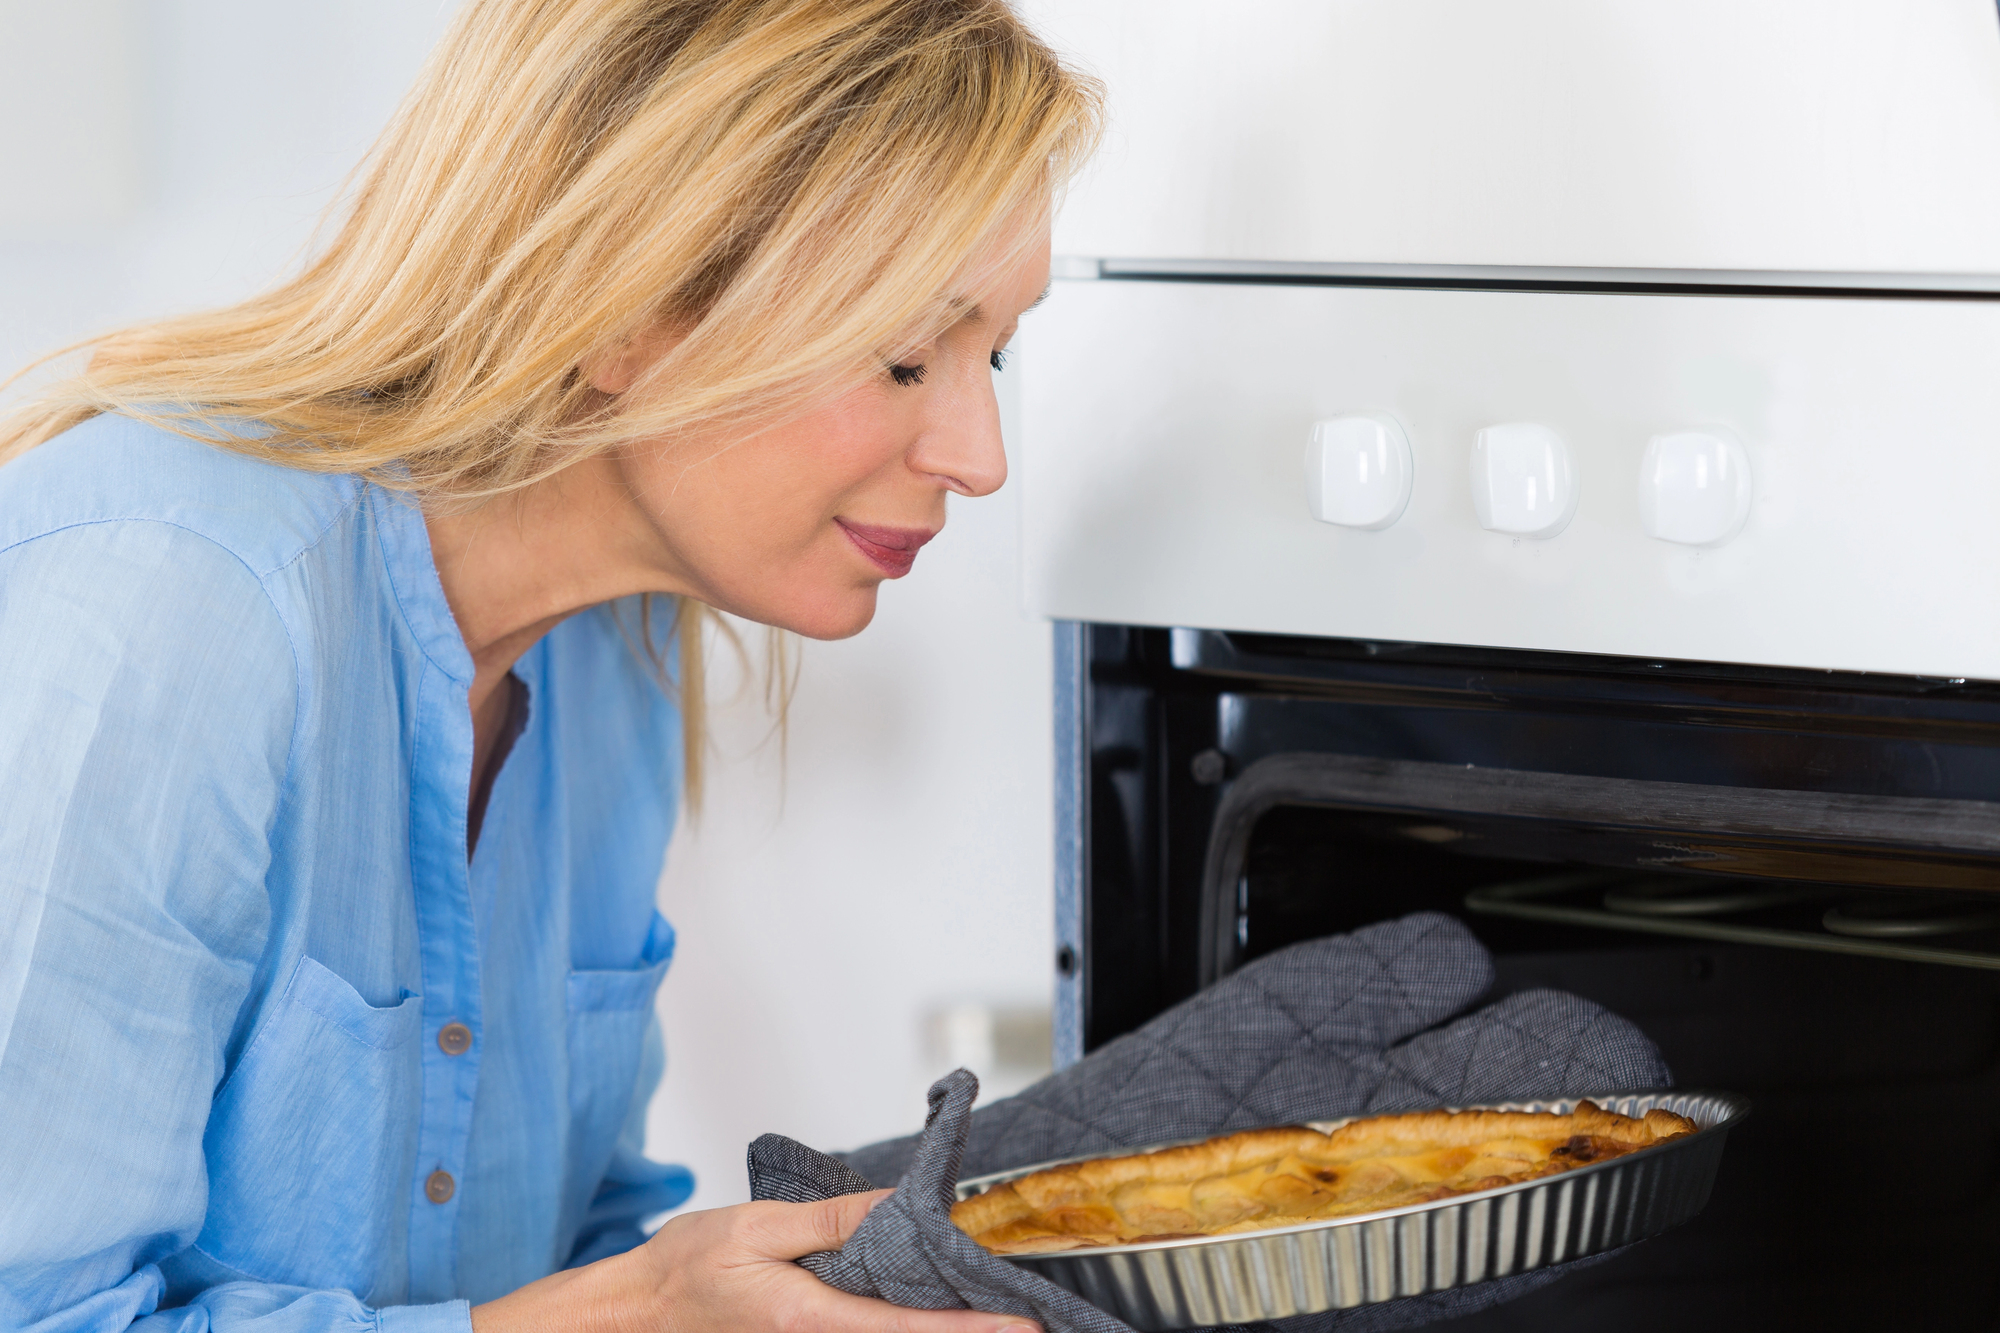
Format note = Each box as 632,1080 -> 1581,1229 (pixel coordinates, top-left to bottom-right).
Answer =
604,224 -> 1052,640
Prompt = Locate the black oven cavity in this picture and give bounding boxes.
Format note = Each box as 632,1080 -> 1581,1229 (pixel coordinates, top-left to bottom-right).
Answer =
1054,625 -> 2000,1330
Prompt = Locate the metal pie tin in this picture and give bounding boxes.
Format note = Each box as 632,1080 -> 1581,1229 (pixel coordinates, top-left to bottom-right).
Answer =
955,1090 -> 1750,1331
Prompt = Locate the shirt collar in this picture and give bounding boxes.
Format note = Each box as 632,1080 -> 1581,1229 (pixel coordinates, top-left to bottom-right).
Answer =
367,481 -> 475,687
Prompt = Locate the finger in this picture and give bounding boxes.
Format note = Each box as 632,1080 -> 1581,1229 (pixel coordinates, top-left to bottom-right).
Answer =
740,1191 -> 895,1260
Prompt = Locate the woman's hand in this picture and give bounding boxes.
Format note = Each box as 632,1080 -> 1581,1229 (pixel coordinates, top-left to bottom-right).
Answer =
470,1190 -> 1041,1333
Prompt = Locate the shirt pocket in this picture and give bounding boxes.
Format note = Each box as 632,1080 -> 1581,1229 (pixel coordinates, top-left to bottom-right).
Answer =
196,954 -> 424,1301
563,912 -> 675,1205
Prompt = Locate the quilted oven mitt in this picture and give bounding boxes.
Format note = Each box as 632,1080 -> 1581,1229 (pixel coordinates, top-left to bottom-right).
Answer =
746,912 -> 1671,1333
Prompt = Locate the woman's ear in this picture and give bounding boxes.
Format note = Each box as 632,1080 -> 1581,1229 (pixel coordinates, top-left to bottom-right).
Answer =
581,321 -> 682,395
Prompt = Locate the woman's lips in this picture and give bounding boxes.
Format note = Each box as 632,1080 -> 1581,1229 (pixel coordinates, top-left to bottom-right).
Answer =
835,519 -> 938,578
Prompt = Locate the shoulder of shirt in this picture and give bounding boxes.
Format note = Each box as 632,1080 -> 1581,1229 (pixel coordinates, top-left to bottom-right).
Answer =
0,411 -> 365,579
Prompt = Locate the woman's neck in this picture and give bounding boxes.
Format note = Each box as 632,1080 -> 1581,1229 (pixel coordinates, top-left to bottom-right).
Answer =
423,455 -> 689,698
422,456 -> 694,814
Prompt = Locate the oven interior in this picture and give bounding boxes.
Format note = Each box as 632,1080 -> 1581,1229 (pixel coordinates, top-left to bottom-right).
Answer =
1245,813 -> 2000,1329
1067,626 -> 2000,1330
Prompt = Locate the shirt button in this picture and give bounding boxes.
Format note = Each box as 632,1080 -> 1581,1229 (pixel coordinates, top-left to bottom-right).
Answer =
425,1169 -> 456,1204
437,1022 -> 473,1056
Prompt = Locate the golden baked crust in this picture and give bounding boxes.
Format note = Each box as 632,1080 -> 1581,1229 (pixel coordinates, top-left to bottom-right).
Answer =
951,1101 -> 1696,1255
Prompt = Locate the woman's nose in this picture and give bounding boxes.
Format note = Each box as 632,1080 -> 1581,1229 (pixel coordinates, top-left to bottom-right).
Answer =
912,381 -> 1008,497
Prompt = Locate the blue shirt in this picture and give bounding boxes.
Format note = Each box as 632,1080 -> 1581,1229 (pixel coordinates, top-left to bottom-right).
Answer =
0,415 -> 694,1332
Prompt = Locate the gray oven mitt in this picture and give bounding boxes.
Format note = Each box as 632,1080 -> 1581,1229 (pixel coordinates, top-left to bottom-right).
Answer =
748,912 -> 1671,1332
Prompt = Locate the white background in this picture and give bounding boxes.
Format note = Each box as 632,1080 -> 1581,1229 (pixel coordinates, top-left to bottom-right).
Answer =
0,0 -> 1058,1214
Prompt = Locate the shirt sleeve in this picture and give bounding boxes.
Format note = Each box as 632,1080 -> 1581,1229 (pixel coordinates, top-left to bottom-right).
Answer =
565,1012 -> 696,1268
0,522 -> 462,1333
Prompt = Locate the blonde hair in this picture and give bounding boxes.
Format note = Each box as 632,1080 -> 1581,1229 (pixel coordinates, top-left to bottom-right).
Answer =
0,0 -> 1102,806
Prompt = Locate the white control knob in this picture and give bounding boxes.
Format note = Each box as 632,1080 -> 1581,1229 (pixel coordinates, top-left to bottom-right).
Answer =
1470,422 -> 1577,538
1639,429 -> 1752,546
1304,414 -> 1413,530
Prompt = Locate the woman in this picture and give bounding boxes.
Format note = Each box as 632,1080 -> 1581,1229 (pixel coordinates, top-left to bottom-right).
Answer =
0,1 -> 1095,1329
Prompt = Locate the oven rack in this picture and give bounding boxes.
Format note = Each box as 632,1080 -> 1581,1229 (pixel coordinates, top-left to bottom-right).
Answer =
1466,870 -> 2000,971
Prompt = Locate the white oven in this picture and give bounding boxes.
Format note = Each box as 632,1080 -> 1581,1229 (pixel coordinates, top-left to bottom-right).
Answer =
1016,3 -> 2000,1325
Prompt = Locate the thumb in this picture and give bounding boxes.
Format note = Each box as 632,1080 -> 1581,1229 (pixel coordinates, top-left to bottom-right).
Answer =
750,1190 -> 895,1261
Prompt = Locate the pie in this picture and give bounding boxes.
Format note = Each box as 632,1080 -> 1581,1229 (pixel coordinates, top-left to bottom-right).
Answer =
951,1101 -> 1696,1255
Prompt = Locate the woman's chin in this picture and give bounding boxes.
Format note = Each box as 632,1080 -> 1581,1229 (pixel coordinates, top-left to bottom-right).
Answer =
769,587 -> 880,641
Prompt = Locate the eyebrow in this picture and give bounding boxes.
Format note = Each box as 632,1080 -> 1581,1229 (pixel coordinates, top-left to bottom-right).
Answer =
957,283 -> 1054,326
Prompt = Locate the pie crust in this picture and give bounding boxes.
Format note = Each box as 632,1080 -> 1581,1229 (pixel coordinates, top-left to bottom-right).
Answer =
951,1101 -> 1697,1255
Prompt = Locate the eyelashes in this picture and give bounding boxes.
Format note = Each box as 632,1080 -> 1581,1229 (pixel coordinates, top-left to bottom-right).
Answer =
887,348 -> 1009,388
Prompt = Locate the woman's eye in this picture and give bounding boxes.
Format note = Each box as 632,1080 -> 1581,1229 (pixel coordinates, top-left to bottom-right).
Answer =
990,349 -> 1008,372
890,363 -> 928,387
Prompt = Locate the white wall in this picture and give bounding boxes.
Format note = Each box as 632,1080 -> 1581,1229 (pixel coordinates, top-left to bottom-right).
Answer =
0,1 -> 455,381
0,0 -> 1057,1216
